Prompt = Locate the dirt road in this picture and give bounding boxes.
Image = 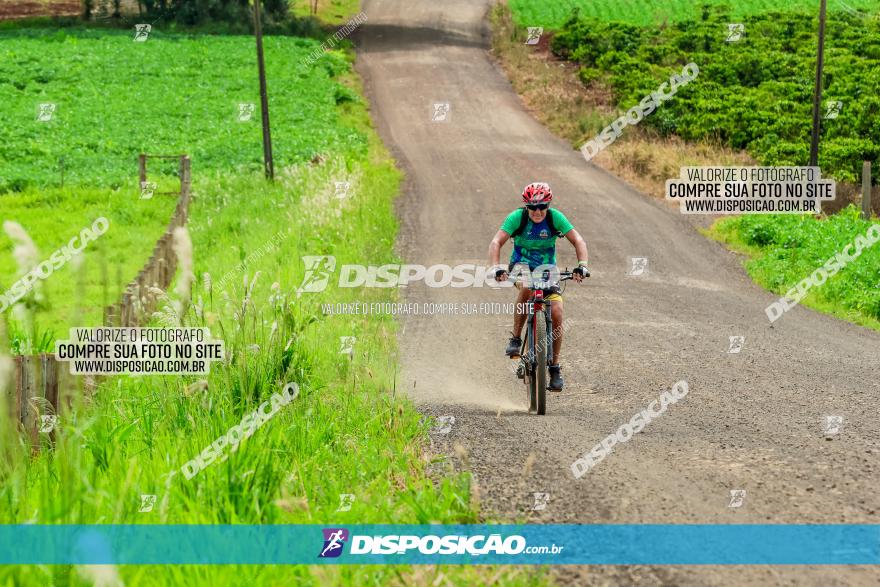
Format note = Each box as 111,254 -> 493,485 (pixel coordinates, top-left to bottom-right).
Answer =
354,1 -> 880,584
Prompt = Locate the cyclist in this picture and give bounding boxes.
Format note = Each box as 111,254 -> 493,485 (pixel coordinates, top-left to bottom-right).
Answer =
488,182 -> 589,391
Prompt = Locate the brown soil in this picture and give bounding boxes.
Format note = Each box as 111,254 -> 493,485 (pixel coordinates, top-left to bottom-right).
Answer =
0,0 -> 80,20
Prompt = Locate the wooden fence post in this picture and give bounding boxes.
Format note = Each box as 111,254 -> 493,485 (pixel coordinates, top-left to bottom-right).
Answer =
41,353 -> 58,444
11,154 -> 196,447
16,356 -> 37,447
41,354 -> 57,412
863,161 -> 872,220
86,154 -> 190,332
181,156 -> 191,201
13,356 -> 23,432
178,156 -> 185,194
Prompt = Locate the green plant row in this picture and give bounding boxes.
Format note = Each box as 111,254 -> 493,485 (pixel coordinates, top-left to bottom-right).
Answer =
509,0 -> 880,29
549,5 -> 880,183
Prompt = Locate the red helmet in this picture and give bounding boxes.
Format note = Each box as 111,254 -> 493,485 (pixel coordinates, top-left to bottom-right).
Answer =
521,182 -> 552,205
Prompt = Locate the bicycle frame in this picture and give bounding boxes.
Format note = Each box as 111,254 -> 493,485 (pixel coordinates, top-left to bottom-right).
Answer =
516,271 -> 569,415
506,267 -> 585,414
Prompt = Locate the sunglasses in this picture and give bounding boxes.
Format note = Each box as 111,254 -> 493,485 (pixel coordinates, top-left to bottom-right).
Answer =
526,203 -> 549,211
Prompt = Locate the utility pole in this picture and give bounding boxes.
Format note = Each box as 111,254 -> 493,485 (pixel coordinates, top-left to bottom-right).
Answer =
253,0 -> 274,180
809,0 -> 827,167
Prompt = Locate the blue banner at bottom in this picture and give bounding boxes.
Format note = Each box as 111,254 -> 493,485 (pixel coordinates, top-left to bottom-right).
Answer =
0,525 -> 877,565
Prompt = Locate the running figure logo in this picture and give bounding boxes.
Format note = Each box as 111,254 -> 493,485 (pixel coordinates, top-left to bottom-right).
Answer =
36,103 -> 56,122
334,181 -> 351,199
823,415 -> 843,436
319,528 -> 349,558
297,256 -> 336,294
238,103 -> 256,122
39,415 -> 58,433
726,23 -> 744,42
432,103 -> 451,122
139,494 -> 157,513
532,492 -> 550,511
134,24 -> 152,42
727,336 -> 745,354
434,415 -> 455,434
525,27 -> 543,45
140,181 -> 157,200
728,489 -> 746,509
824,100 -> 843,120
336,494 -> 355,512
628,257 -> 648,276
339,336 -> 356,355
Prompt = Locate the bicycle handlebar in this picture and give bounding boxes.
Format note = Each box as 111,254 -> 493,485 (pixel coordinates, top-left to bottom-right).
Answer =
504,268 -> 589,286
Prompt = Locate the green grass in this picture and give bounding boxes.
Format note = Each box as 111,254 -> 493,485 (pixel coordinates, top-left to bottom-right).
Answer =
0,23 -> 551,587
708,207 -> 880,330
509,0 -> 880,28
0,25 -> 366,335
291,0 -> 363,25
0,126 -> 547,587
0,28 -> 366,192
0,185 -> 177,345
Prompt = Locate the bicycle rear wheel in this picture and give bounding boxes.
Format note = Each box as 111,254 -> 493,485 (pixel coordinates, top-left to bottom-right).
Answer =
534,309 -> 547,415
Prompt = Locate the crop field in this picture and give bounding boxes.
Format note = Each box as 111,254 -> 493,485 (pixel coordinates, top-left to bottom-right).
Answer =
0,25 -> 367,340
550,6 -> 880,184
509,0 -> 880,28
0,27 -> 366,192
496,1 -> 880,330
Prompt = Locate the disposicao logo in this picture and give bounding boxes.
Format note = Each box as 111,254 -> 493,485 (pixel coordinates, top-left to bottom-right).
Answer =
296,256 -> 544,293
318,531 -> 533,557
319,528 -> 349,558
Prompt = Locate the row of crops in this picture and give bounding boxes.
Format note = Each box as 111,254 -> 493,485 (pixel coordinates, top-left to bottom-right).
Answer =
504,1 -> 880,327
549,5 -> 880,184
0,27 -> 364,192
510,0 -> 880,29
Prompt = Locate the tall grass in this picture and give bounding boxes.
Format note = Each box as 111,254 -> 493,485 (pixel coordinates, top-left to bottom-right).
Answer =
0,49 -> 550,587
0,185 -> 177,341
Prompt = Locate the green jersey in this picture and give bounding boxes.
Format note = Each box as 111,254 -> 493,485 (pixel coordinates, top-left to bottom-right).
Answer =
500,208 -> 574,270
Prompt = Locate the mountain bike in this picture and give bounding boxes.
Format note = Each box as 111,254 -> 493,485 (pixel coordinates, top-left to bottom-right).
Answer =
510,268 -> 587,415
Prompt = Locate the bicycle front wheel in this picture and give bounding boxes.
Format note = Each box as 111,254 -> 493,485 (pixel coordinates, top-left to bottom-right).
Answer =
522,329 -> 537,413
533,309 -> 547,415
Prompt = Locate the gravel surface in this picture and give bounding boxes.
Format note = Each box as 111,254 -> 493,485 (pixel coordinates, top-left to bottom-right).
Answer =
353,1 -> 880,584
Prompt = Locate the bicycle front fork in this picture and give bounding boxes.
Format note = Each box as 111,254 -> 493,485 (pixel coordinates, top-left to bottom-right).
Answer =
521,308 -> 553,369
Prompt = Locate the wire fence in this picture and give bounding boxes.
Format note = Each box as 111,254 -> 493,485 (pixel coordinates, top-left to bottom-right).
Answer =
9,154 -> 192,446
